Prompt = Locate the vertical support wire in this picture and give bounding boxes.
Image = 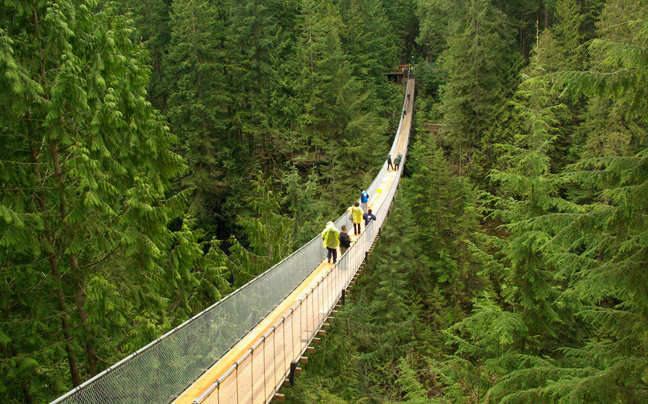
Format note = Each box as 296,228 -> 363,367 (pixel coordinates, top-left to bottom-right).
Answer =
262,336 -> 266,404
272,327 -> 277,395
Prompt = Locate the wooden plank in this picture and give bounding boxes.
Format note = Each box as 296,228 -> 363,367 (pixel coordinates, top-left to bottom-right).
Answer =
306,347 -> 315,354
317,330 -> 326,336
311,338 -> 321,344
299,356 -> 308,364
322,323 -> 330,330
327,316 -> 335,322
274,393 -> 286,402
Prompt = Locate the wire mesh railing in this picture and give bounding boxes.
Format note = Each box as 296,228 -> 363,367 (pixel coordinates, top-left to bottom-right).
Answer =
50,70 -> 413,404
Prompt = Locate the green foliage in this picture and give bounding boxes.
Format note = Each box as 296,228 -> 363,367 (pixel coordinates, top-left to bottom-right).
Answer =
437,0 -> 522,178
0,1 -> 228,402
391,357 -> 430,404
116,0 -> 172,111
228,175 -> 294,285
281,166 -> 325,245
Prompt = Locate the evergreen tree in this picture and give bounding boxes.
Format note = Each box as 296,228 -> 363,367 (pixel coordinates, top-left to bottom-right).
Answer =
382,0 -> 420,57
436,0 -> 521,178
404,134 -> 484,312
339,0 -> 400,83
0,2 -> 228,401
116,0 -> 172,111
164,0 -> 233,237
492,1 -> 648,401
228,175 -> 294,286
227,0 -> 293,160
281,166 -> 324,245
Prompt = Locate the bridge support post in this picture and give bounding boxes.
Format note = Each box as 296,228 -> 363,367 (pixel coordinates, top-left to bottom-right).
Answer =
288,361 -> 298,387
341,289 -> 346,305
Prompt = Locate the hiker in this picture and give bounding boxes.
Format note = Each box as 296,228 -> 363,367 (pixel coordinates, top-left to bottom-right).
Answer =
363,209 -> 376,226
394,153 -> 403,171
321,221 -> 340,264
349,201 -> 364,235
360,189 -> 369,212
387,154 -> 394,171
339,225 -> 351,255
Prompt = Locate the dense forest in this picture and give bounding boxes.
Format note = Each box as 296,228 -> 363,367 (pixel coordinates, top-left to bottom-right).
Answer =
1,0 -> 646,403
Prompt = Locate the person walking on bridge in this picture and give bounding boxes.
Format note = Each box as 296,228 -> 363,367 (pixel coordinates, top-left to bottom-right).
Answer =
360,189 -> 369,212
321,221 -> 340,264
387,154 -> 395,171
394,153 -> 403,171
339,225 -> 351,255
363,209 -> 376,226
349,201 -> 364,235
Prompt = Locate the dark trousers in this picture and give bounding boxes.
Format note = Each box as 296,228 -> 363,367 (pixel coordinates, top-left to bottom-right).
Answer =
353,223 -> 361,235
327,247 -> 337,263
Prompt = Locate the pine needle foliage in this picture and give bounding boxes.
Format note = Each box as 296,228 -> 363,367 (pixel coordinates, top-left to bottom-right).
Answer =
0,1 -> 229,401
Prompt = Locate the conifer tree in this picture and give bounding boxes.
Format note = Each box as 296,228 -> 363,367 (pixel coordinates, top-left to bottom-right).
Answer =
291,0 -> 388,209
495,1 -> 648,401
281,167 -> 324,245
392,357 -> 430,404
0,2 -> 228,401
116,0 -> 172,111
227,0 -> 293,159
164,0 -> 233,236
339,0 -> 399,83
437,0 -> 521,177
228,175 -> 294,286
404,134 -> 483,310
430,21 -> 585,402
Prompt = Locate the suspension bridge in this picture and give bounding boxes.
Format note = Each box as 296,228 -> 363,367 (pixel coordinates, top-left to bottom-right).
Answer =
50,72 -> 415,404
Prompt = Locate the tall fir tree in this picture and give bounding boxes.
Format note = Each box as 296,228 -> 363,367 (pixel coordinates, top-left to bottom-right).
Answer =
0,1 -> 228,402
437,0 -> 521,179
164,0 -> 233,237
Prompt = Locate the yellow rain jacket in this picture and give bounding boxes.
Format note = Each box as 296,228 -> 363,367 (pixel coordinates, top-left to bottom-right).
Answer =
349,206 -> 364,224
321,222 -> 340,249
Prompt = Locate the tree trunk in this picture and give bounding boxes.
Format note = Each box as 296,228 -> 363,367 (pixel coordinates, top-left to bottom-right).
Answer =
28,125 -> 82,387
50,139 -> 98,376
31,9 -> 84,384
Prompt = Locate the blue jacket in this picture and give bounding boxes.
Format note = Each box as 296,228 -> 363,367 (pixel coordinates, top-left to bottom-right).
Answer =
361,190 -> 369,203
363,212 -> 376,226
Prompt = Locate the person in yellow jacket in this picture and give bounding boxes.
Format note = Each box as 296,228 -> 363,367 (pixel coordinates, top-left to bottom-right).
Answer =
321,221 -> 340,264
348,201 -> 364,235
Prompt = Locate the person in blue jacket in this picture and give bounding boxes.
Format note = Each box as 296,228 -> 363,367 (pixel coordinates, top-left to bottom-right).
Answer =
363,209 -> 376,226
360,189 -> 369,212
